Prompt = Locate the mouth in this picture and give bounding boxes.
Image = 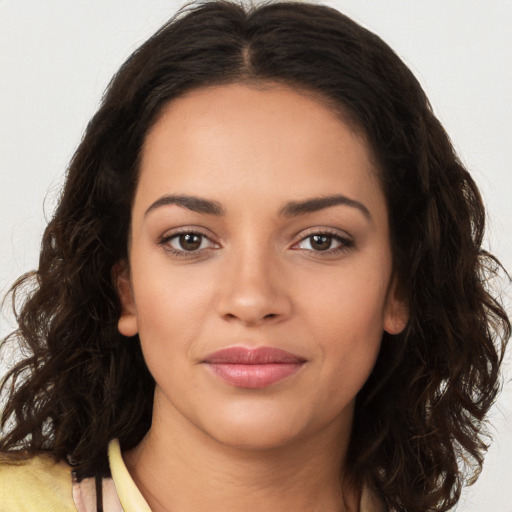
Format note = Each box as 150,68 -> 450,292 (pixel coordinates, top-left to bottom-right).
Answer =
202,346 -> 307,389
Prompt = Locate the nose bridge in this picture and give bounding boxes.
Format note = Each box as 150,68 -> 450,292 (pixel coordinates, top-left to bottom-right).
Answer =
217,234 -> 291,325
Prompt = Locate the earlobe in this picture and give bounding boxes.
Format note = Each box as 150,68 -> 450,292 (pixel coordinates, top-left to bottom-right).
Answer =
112,260 -> 139,337
384,304 -> 408,335
383,279 -> 409,335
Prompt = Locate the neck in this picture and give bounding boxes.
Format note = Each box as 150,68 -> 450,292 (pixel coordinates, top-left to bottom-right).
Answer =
123,397 -> 359,512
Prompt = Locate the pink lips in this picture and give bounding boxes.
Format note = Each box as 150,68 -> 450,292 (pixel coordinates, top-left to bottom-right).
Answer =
203,347 -> 306,389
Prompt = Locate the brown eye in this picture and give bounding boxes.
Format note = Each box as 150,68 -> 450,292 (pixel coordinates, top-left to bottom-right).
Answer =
164,232 -> 213,253
309,234 -> 333,251
294,232 -> 352,254
160,230 -> 218,257
177,233 -> 203,251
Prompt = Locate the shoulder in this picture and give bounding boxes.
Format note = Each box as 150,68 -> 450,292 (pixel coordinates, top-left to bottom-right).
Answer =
0,452 -> 76,511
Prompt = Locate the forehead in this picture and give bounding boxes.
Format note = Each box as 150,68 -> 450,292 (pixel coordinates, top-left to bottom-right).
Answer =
136,83 -> 384,217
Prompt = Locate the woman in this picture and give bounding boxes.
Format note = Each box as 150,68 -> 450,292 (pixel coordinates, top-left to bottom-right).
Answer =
0,1 -> 509,511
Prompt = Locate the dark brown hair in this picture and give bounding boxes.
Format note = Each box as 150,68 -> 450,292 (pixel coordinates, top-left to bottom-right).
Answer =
1,2 -> 510,511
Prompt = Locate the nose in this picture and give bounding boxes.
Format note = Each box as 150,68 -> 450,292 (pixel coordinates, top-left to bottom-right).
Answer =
216,247 -> 293,327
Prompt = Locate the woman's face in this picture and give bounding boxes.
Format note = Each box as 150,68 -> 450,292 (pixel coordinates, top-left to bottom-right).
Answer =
117,83 -> 407,451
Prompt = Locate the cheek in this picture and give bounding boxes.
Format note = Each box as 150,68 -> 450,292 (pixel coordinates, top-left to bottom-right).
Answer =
130,260 -> 216,364
300,264 -> 390,338
300,267 -> 388,386
133,254 -> 214,317
306,297 -> 383,422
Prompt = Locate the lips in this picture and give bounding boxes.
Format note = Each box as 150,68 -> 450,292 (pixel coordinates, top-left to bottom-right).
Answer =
203,347 -> 306,389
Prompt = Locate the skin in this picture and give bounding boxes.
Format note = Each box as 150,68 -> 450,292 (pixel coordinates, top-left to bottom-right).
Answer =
117,83 -> 407,512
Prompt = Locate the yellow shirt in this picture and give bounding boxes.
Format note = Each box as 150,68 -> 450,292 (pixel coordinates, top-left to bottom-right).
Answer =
0,451 -> 75,511
0,440 -> 382,511
0,440 -> 150,512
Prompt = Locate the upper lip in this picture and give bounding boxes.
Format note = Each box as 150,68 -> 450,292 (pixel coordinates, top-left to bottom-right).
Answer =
203,346 -> 306,364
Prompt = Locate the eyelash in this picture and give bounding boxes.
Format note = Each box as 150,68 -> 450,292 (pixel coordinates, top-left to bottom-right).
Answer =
291,229 -> 354,255
157,228 -> 354,258
158,228 -> 218,259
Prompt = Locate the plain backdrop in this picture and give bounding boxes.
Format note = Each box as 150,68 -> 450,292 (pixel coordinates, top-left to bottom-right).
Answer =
1,1 -> 511,510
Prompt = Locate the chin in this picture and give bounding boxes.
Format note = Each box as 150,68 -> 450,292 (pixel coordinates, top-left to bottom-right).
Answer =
211,425 -> 304,452
198,402 -> 310,452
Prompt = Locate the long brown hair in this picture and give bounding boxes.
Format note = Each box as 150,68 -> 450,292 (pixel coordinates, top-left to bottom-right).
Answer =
1,2 -> 510,511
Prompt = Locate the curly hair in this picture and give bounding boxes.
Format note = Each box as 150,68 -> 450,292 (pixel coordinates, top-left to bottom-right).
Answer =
1,2 -> 510,511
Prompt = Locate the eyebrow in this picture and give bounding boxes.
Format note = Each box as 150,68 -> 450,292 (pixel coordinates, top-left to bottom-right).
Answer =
144,193 -> 371,220
280,194 -> 371,220
145,194 -> 224,217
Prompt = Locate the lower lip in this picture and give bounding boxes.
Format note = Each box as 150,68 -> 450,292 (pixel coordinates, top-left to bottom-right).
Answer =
206,363 -> 304,389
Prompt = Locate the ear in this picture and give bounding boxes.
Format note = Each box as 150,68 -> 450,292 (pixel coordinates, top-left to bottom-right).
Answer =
112,260 -> 139,337
383,278 -> 409,335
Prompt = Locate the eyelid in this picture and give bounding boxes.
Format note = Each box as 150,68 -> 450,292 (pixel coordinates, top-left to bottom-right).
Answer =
290,227 -> 354,253
292,226 -> 353,242
157,226 -> 221,257
158,225 -> 218,242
